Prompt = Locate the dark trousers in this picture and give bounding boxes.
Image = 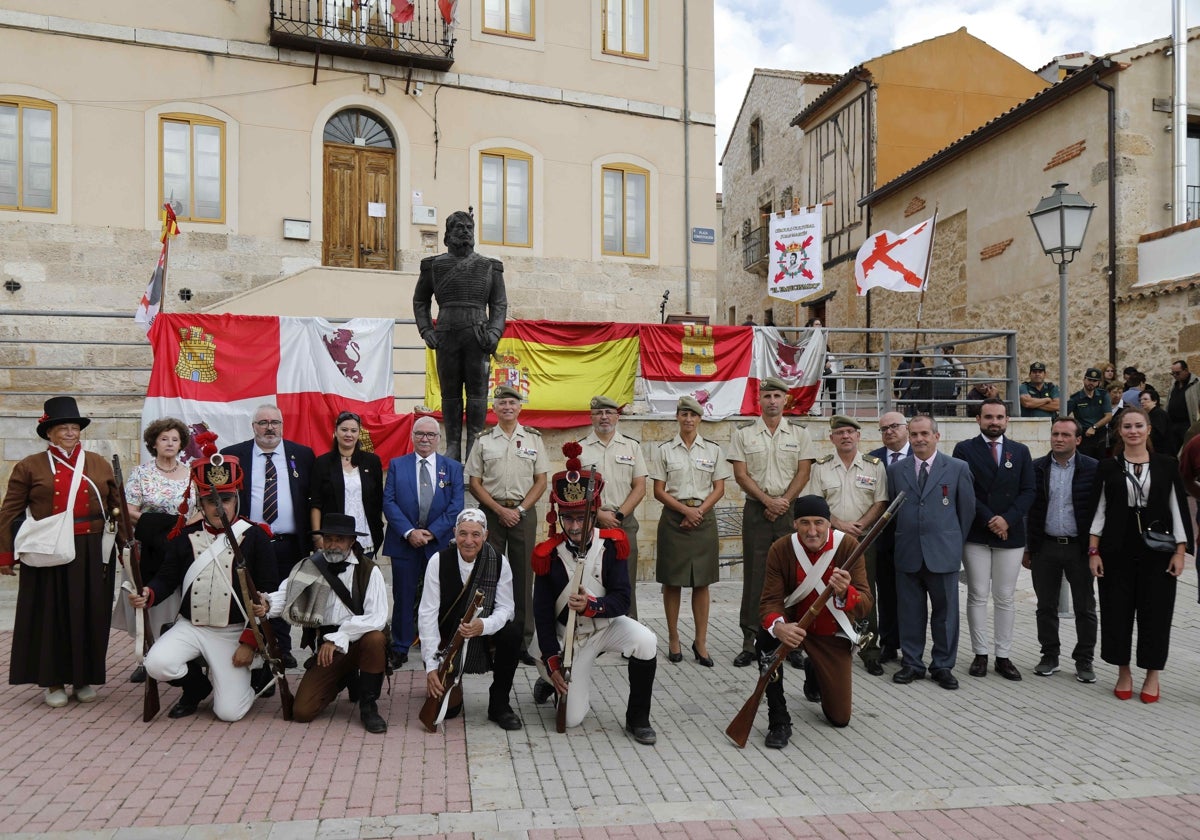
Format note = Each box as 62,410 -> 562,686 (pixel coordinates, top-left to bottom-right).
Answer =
757,628 -> 854,728
1077,433 -> 1106,461
1097,539 -> 1177,670
435,325 -> 491,462
267,534 -> 305,655
485,620 -> 522,715
896,564 -> 959,672
857,546 -> 880,662
620,515 -> 640,620
390,553 -> 426,654
1030,541 -> 1097,663
875,540 -> 899,655
739,500 -> 794,652
484,506 -> 538,650
292,630 -> 387,722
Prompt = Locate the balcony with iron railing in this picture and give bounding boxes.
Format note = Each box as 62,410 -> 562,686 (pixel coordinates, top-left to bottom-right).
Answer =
270,0 -> 454,71
741,226 -> 769,274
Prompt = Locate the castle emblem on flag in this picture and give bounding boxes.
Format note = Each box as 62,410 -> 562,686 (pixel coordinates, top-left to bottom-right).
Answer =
491,354 -> 531,401
357,425 -> 376,453
322,328 -> 364,384
680,325 -> 716,376
175,326 -> 217,383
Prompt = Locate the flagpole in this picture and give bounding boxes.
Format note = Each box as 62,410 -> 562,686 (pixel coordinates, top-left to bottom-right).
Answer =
911,206 -> 939,341
160,203 -> 178,317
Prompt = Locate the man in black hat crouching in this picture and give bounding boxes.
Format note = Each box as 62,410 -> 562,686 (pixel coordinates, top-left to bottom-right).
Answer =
530,444 -> 658,745
260,513 -> 390,733
129,455 -> 277,721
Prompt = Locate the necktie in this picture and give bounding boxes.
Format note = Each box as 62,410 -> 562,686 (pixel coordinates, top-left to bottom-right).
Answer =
988,440 -> 999,465
918,460 -> 928,492
890,451 -> 900,465
418,458 -> 433,527
262,452 -> 278,524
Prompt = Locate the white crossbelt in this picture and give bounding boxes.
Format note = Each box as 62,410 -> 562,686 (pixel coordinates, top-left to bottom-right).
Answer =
783,530 -> 860,643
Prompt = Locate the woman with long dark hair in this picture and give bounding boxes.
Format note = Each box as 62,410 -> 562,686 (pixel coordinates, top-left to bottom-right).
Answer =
309,411 -> 384,557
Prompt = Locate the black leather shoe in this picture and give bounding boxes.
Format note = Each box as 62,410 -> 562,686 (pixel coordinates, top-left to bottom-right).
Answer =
878,649 -> 899,665
893,666 -> 923,684
930,668 -> 959,690
388,650 -> 409,670
519,652 -> 538,667
802,678 -> 821,703
625,722 -> 657,745
487,709 -> 523,731
129,665 -> 147,683
532,677 -> 555,705
691,642 -> 714,668
732,650 -> 756,667
864,659 -> 884,676
968,654 -> 988,677
764,723 -> 792,749
994,658 -> 1022,681
786,649 -> 805,670
280,652 -> 298,670
167,699 -> 200,719
251,666 -> 275,698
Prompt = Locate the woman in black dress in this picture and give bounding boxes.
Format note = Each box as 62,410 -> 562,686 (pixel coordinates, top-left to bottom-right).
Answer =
309,411 -> 384,557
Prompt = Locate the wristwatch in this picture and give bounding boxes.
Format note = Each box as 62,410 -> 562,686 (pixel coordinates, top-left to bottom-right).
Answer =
614,511 -> 626,523
516,506 -> 526,518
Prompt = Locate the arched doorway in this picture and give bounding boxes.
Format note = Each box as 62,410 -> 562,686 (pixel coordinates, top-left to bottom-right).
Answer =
322,108 -> 396,269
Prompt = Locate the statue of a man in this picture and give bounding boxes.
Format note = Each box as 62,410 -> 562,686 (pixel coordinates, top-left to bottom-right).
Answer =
413,211 -> 508,462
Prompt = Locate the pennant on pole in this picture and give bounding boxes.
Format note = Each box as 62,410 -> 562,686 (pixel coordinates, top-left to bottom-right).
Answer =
160,202 -> 180,243
854,216 -> 935,296
438,0 -> 454,24
391,0 -> 414,23
767,210 -> 823,301
134,243 -> 167,335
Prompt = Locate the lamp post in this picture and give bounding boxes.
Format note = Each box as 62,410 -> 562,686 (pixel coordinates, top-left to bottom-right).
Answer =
1028,182 -> 1095,398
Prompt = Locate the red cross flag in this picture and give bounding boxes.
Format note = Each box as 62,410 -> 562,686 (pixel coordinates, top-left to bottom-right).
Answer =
854,216 -> 936,296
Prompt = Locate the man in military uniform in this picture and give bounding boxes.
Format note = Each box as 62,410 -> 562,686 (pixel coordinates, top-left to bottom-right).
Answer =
465,384 -> 549,661
726,377 -> 816,668
578,395 -> 647,618
1019,362 -> 1060,419
413,210 -> 508,462
1068,367 -> 1112,460
808,416 -> 888,677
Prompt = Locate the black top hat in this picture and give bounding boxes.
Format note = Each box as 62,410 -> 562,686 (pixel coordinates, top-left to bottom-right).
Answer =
314,512 -> 367,538
37,396 -> 91,440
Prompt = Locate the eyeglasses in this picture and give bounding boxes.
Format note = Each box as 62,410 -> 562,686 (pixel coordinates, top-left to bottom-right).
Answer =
413,431 -> 440,439
878,423 -> 904,433
254,420 -> 283,428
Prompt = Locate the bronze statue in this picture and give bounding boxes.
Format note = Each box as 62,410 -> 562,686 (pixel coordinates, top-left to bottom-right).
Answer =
413,211 -> 508,462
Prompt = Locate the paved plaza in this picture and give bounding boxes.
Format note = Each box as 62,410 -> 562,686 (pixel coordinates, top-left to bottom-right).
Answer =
1,566 -> 1200,839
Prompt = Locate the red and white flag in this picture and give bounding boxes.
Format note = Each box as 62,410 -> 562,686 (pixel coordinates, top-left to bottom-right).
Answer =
141,314 -> 414,463
438,0 -> 455,24
134,204 -> 181,335
743,326 -> 827,415
640,324 -> 754,419
391,0 -> 414,23
854,215 -> 935,296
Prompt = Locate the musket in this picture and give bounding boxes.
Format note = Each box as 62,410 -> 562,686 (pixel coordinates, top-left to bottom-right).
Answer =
112,455 -> 161,722
725,491 -> 908,748
556,464 -> 599,734
418,589 -> 485,732
203,455 -> 295,721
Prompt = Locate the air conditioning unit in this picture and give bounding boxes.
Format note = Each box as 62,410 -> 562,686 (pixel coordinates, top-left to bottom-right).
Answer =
412,205 -> 437,226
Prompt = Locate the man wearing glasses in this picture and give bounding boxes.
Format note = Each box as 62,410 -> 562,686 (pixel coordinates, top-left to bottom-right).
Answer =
578,395 -> 648,618
869,411 -> 911,666
222,404 -> 315,669
382,416 -> 464,668
1067,368 -> 1112,460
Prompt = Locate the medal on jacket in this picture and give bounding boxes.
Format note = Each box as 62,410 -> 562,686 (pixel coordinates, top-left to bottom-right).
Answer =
942,485 -> 950,506
290,454 -> 299,478
1004,453 -> 1012,469
438,464 -> 447,488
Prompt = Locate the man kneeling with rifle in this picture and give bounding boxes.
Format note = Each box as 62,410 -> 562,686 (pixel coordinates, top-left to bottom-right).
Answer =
757,495 -> 873,748
128,456 -> 276,721
418,508 -> 523,731
259,513 -> 390,733
531,445 -> 658,745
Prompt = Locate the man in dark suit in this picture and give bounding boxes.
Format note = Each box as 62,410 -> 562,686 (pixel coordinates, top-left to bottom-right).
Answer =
887,415 -> 974,690
869,410 -> 911,665
382,416 -> 464,667
1022,417 -> 1099,683
952,397 -> 1035,682
221,403 -> 315,668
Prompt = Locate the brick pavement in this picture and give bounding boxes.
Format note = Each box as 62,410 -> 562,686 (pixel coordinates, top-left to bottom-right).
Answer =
2,567 -> 1200,839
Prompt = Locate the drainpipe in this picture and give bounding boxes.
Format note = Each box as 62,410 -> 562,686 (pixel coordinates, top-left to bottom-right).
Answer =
682,0 -> 693,313
1174,0 -> 1188,226
1093,74 -> 1117,365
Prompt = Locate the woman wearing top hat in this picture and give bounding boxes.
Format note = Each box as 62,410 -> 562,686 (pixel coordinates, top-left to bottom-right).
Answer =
0,397 -> 122,708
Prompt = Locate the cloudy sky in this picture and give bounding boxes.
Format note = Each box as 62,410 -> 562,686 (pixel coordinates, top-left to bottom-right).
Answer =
712,0 -> 1200,186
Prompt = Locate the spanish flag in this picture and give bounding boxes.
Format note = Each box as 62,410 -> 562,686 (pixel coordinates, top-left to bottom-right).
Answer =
424,320 -> 640,428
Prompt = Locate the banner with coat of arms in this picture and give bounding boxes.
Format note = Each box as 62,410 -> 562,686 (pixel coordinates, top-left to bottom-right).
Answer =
767,210 -> 823,301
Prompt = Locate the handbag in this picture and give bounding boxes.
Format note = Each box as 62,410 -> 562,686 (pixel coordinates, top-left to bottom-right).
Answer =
13,451 -> 85,567
1124,464 -> 1176,555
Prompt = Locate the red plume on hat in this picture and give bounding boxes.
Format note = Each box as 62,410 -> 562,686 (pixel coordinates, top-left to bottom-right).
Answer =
546,440 -> 604,537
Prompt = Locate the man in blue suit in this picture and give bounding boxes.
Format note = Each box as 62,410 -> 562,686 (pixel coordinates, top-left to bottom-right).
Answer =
952,398 -> 1036,682
887,415 -> 974,690
869,411 -> 911,665
222,403 -> 315,668
382,416 -> 464,667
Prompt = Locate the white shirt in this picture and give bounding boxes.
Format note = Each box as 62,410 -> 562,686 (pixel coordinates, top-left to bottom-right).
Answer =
417,549 -> 515,673
250,443 -> 296,533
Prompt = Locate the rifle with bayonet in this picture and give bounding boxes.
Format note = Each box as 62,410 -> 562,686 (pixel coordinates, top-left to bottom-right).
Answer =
418,588 -> 486,732
203,455 -> 294,720
725,491 -> 908,748
111,455 -> 161,722
555,464 -> 599,734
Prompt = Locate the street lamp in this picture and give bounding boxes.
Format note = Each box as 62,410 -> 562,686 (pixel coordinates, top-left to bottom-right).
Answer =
1028,182 -> 1095,400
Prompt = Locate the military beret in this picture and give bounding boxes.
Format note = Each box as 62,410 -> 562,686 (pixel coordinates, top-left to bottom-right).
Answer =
829,415 -> 860,430
493,384 -> 521,401
676,395 -> 704,416
760,376 -> 789,394
590,395 -> 619,411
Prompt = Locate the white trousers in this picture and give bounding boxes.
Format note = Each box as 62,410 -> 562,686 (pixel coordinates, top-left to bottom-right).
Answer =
536,616 -> 656,729
962,543 -> 1024,658
145,618 -> 255,722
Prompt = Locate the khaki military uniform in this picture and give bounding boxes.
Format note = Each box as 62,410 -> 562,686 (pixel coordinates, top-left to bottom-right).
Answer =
580,429 -> 648,617
465,422 -> 549,648
726,418 -> 817,652
649,434 -> 732,587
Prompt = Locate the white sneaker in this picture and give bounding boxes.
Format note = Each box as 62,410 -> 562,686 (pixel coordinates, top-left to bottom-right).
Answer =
74,685 -> 98,703
44,687 -> 68,708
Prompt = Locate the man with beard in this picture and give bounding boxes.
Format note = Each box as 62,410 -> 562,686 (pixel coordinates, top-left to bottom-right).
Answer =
951,398 -> 1035,682
530,446 -> 658,745
1068,368 -> 1112,460
413,211 -> 508,462
260,513 -> 390,732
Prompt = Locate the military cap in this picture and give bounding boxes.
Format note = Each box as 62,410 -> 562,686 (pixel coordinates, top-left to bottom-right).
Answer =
760,376 -> 789,394
676,395 -> 704,416
493,384 -> 521,401
1029,361 -> 1046,372
590,395 -> 619,411
829,415 -> 861,430
1084,368 -> 1103,380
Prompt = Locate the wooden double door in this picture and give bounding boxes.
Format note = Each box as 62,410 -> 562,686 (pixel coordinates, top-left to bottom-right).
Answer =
322,143 -> 395,270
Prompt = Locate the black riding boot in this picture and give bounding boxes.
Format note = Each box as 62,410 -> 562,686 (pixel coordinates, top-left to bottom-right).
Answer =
358,671 -> 388,734
167,660 -> 212,719
442,396 -> 464,462
464,396 -> 488,462
624,656 -> 657,745
764,668 -> 792,749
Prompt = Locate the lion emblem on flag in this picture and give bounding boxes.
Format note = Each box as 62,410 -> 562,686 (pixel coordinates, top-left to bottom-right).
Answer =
322,328 -> 364,383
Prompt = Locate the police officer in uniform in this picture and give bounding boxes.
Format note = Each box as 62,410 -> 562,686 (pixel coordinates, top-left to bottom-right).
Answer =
1068,368 -> 1113,461
726,377 -> 816,668
578,394 -> 648,618
807,415 -> 888,677
465,384 -> 549,661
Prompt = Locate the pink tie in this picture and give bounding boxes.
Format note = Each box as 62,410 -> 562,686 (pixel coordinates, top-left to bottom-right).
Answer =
988,440 -> 999,465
